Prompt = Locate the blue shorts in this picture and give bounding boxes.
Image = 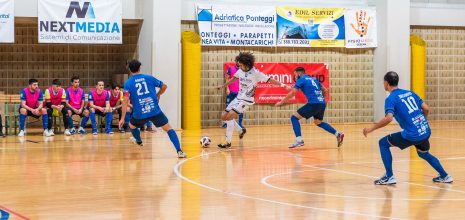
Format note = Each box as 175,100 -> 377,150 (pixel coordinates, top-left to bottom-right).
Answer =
386,132 -> 430,151
297,103 -> 326,120
130,112 -> 169,128
226,92 -> 238,106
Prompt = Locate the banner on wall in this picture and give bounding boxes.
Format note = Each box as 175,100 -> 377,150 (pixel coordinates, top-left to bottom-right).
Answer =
224,63 -> 329,104
0,0 -> 14,43
344,8 -> 377,48
38,0 -> 122,44
276,7 -> 345,47
196,4 -> 276,46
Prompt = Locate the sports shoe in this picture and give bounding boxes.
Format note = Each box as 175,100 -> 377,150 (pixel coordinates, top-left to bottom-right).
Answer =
106,129 -> 114,134
119,128 -> 125,133
18,130 -> 25,137
92,129 -> 98,135
48,129 -> 55,136
433,175 -> 453,183
146,126 -> 154,132
239,128 -> 247,139
64,129 -> 71,136
374,175 -> 396,185
336,132 -> 344,148
289,140 -> 305,149
177,150 -> 187,158
129,137 -> 143,146
43,129 -> 51,137
78,127 -> 86,134
218,141 -> 231,148
70,128 -> 76,135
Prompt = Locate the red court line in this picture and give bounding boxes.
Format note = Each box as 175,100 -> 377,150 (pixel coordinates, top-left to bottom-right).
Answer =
0,204 -> 30,220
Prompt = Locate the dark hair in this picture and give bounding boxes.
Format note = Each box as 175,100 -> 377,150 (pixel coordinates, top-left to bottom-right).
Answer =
29,78 -> 38,85
384,71 -> 399,86
235,52 -> 255,71
294,67 -> 305,73
128,59 -> 141,73
111,83 -> 120,89
52,79 -> 61,86
71,75 -> 80,82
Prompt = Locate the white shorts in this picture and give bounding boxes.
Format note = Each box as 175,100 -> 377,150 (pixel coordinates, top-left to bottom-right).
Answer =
225,98 -> 253,114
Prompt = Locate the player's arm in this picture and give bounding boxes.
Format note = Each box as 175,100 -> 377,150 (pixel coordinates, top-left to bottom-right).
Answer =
36,92 -> 44,111
224,70 -> 231,95
113,92 -> 124,110
21,100 -> 33,112
217,76 -> 238,90
363,113 -> 394,137
119,91 -> 130,129
320,83 -> 328,98
275,88 -> 298,107
421,102 -> 430,118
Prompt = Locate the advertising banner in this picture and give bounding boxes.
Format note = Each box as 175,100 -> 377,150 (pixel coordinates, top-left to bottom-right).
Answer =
276,7 -> 345,47
196,4 -> 276,46
345,8 -> 377,48
224,63 -> 329,104
0,0 -> 14,43
38,0 -> 122,44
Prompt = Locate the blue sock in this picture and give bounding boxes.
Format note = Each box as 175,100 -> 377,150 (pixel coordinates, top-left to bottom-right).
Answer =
19,114 -> 26,131
379,137 -> 394,177
417,151 -> 448,178
80,116 -> 89,128
146,121 -> 152,127
105,112 -> 113,130
90,112 -> 97,130
131,127 -> 142,143
238,114 -> 244,127
167,129 -> 181,152
317,122 -> 337,135
124,112 -> 131,127
291,115 -> 301,137
68,115 -> 74,129
42,114 -> 48,130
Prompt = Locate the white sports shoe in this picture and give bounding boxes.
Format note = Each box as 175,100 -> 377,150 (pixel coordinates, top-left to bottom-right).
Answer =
374,175 -> 397,185
433,175 -> 453,183
18,130 -> 25,137
43,129 -> 51,137
48,129 -> 55,136
64,129 -> 71,136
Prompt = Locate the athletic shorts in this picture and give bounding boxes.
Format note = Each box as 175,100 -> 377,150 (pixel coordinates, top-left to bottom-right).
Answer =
130,112 -> 169,128
386,132 -> 430,151
297,103 -> 326,120
225,98 -> 253,114
226,92 -> 238,106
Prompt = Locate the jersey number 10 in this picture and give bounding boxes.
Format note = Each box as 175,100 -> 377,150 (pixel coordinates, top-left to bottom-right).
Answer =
136,82 -> 150,96
401,96 -> 419,114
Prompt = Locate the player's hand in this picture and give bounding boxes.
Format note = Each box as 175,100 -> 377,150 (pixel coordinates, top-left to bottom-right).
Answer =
157,94 -> 161,101
226,90 -> 230,96
275,101 -> 284,107
76,109 -> 82,114
118,119 -> 125,129
362,127 -> 372,137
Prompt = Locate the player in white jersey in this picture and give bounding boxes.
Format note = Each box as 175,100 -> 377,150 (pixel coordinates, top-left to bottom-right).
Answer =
216,52 -> 289,148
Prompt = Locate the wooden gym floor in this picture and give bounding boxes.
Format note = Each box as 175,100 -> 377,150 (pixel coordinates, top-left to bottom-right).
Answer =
1,121 -> 465,219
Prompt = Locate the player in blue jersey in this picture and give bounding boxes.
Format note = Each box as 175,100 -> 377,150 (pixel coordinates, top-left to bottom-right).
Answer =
363,71 -> 452,185
276,67 -> 344,148
118,60 -> 186,158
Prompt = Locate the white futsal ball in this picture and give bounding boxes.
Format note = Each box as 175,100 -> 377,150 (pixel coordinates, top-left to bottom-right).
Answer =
200,136 -> 211,147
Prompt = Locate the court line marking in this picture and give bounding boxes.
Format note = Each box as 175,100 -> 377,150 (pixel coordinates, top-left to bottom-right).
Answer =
0,204 -> 30,220
173,148 -> 405,220
262,161 -> 465,201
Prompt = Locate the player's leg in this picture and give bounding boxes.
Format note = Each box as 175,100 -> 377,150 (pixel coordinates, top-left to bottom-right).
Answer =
104,110 -> 113,134
39,108 -> 50,136
312,104 -> 344,147
79,109 -> 90,134
219,110 -> 238,148
153,113 -> 186,158
46,107 -> 53,131
61,107 -> 71,135
18,108 -> 28,136
124,107 -> 131,131
415,140 -> 453,183
89,108 -> 99,135
128,117 -> 145,146
289,111 -> 305,148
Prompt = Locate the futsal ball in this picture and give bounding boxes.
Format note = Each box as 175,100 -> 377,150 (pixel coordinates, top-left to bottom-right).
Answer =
200,136 -> 211,147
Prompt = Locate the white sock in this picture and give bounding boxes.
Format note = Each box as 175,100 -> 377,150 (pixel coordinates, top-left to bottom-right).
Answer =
225,120 -> 234,143
233,120 -> 242,132
296,136 -> 302,142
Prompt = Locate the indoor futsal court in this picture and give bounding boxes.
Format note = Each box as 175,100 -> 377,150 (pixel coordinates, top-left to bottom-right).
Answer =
2,0 -> 465,219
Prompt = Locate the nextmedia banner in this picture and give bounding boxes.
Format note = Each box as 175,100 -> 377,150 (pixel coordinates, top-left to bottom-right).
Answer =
277,7 -> 345,47
224,63 -> 329,104
196,4 -> 276,46
38,0 -> 122,44
344,8 -> 377,48
0,0 -> 14,43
